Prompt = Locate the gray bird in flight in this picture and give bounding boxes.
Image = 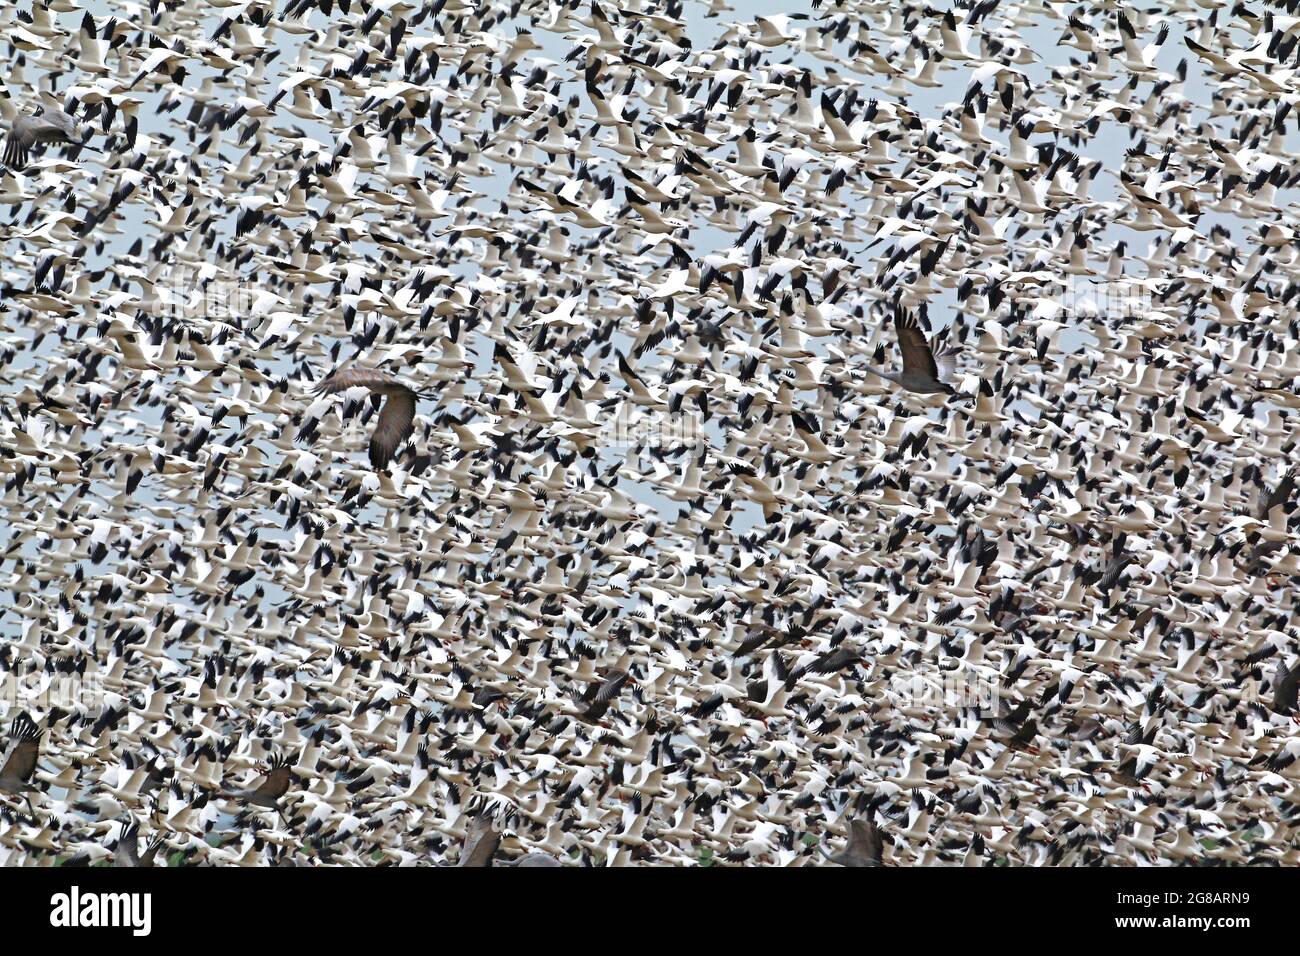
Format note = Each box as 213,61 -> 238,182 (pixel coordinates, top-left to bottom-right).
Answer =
3,95 -> 96,171
864,305 -> 959,395
457,806 -> 564,866
0,710 -> 43,814
112,818 -> 167,867
220,752 -> 296,820
312,367 -> 422,470
457,812 -> 503,867
823,815 -> 885,866
1272,659 -> 1300,720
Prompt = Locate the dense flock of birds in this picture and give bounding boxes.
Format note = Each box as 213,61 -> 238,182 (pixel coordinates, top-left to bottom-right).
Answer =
3,0 -> 1300,867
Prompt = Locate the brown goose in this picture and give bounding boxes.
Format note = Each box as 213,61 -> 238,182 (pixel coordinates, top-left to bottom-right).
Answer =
456,811 -> 564,866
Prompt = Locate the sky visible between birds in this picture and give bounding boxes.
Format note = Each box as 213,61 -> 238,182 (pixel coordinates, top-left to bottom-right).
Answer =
0,0 -> 1290,649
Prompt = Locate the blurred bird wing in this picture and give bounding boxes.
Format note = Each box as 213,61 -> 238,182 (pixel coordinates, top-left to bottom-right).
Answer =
2,130 -> 27,169
0,712 -> 41,782
935,344 -> 960,383
846,818 -> 884,864
1260,470 -> 1297,518
371,389 -> 417,469
253,765 -> 293,801
113,820 -> 141,867
458,815 -> 502,867
1276,660 -> 1300,710
592,670 -> 629,703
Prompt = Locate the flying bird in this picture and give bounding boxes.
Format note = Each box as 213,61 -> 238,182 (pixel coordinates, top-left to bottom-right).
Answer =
823,816 -> 884,867
3,97 -> 96,171
0,0 -> 1296,872
312,368 -> 421,470
1272,660 -> 1300,720
220,753 -> 296,819
457,812 -> 503,867
864,305 -> 958,394
113,818 -> 166,867
0,711 -> 42,813
576,668 -> 632,724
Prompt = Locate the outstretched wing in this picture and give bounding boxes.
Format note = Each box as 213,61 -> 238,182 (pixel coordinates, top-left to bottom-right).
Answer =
935,344 -> 960,383
0,710 -> 42,783
114,818 -> 141,867
1274,660 -> 1300,715
138,833 -> 166,867
312,366 -> 408,397
894,307 -> 940,381
371,389 -> 416,469
578,669 -> 629,721
593,670 -> 630,703
253,753 -> 294,802
1004,697 -> 1032,727
2,124 -> 30,171
1259,470 -> 1297,520
846,819 -> 884,866
457,813 -> 502,868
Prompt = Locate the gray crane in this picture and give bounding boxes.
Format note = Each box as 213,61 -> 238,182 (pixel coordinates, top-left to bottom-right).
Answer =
2,94 -> 97,171
864,305 -> 959,395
